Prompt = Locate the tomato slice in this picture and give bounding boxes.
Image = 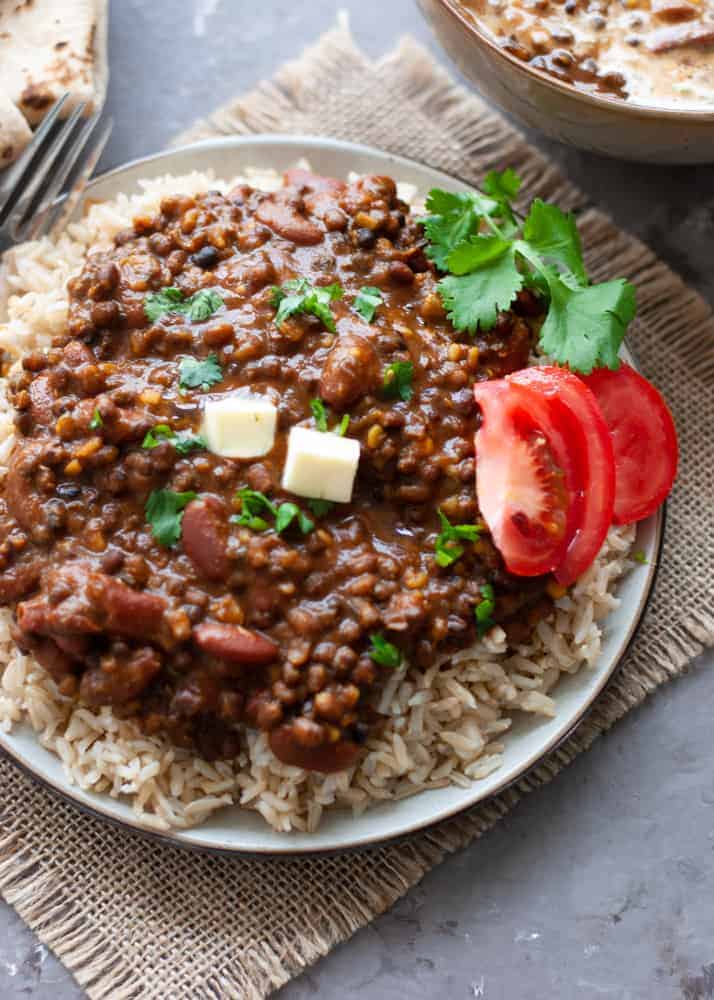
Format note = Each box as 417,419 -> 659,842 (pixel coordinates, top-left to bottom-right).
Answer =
472,379 -> 583,577
581,363 -> 678,525
509,367 -> 615,585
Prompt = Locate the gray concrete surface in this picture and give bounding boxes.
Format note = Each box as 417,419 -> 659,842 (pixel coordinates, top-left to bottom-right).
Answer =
1,2 -> 713,998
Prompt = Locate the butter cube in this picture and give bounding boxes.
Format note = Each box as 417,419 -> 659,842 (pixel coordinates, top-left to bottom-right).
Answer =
282,427 -> 360,503
202,394 -> 277,458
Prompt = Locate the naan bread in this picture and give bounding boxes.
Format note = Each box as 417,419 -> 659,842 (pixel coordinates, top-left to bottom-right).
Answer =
0,0 -> 109,133
0,89 -> 32,167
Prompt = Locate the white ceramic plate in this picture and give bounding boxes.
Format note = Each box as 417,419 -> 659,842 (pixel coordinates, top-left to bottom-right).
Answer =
0,136 -> 663,855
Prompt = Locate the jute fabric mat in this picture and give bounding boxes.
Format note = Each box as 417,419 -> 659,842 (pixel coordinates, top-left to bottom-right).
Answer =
1,21 -> 713,1000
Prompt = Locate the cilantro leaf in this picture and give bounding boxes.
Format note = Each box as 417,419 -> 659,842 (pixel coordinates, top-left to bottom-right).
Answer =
232,488 -> 276,531
144,287 -> 185,323
310,398 -> 329,432
382,361 -> 414,402
145,489 -> 197,547
438,244 -> 523,334
89,408 -> 103,431
483,167 -> 521,204
632,550 -> 648,564
178,354 -> 223,392
311,397 -> 350,435
142,424 -> 206,454
274,502 -> 315,536
308,498 -> 334,518
187,288 -> 224,322
522,199 -> 587,286
422,190 -> 487,271
434,509 -> 483,567
144,286 -> 223,324
538,275 -> 636,374
271,278 -> 342,333
368,633 -> 402,668
354,286 -> 383,323
447,235 -> 516,276
475,583 -> 496,638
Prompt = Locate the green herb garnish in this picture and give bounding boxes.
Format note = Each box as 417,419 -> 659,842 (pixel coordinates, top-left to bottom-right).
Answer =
310,397 -> 350,436
368,633 -> 403,668
142,424 -> 207,454
434,509 -> 483,567
422,174 -> 637,374
89,408 -> 103,431
632,550 -> 648,564
271,278 -> 343,333
145,489 -> 197,547
307,498 -> 334,518
231,488 -> 314,536
144,286 -> 223,324
475,583 -> 496,638
382,361 -> 414,402
354,286 -> 383,323
178,354 -> 223,392
274,502 -> 315,536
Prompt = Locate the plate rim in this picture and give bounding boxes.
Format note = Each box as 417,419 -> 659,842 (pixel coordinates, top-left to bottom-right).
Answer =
0,134 -> 665,857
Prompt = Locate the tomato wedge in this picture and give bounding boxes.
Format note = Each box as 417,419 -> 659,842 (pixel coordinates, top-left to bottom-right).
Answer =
509,367 -> 615,585
473,367 -> 616,585
472,378 -> 584,577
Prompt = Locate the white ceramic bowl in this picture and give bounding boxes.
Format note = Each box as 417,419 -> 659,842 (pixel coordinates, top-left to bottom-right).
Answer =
418,0 -> 714,164
0,136 -> 664,855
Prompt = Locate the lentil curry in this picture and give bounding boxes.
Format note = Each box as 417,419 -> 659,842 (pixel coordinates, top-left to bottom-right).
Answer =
458,0 -> 714,108
0,169 -> 553,773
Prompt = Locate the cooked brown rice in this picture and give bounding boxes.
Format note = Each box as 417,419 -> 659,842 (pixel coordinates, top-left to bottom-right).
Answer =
0,168 -> 636,833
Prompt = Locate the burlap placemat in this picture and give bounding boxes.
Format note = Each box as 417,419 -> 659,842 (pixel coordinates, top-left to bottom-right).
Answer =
1,21 -> 713,1000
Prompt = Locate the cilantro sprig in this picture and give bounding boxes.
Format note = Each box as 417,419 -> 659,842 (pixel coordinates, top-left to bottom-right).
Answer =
422,171 -> 636,374
145,489 -> 197,547
178,354 -> 223,392
142,424 -> 207,455
310,397 -> 350,436
231,488 -> 314,536
144,287 -> 224,324
271,278 -> 342,333
434,510 -> 483,568
89,408 -> 103,431
368,633 -> 402,668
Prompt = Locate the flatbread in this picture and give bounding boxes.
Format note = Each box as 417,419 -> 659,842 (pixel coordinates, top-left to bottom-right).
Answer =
0,89 -> 31,167
0,0 -> 109,128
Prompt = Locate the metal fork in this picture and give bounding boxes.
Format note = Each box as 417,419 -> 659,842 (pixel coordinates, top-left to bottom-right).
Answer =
0,93 -> 113,250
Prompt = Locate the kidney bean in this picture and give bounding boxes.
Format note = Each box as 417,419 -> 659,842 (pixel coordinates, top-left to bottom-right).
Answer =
193,622 -> 279,666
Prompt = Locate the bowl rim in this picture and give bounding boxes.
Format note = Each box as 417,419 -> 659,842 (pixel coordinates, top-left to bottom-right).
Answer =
429,0 -> 714,123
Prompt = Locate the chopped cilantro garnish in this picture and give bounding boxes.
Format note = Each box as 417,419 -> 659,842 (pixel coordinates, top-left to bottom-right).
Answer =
231,488 -> 314,536
274,502 -> 315,536
145,489 -> 196,547
142,424 -> 206,454
632,550 -> 648,564
434,509 -> 483,567
310,397 -> 350,435
144,286 -> 223,324
89,408 -> 103,431
310,397 -> 329,432
308,498 -> 334,518
231,488 -> 276,532
475,583 -> 496,638
178,353 -> 223,392
422,175 -> 637,374
382,361 -> 414,402
354,286 -> 383,323
271,278 -> 342,333
368,633 -> 402,668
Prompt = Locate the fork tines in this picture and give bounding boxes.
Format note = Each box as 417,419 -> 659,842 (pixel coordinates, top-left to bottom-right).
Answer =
0,93 -> 112,245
